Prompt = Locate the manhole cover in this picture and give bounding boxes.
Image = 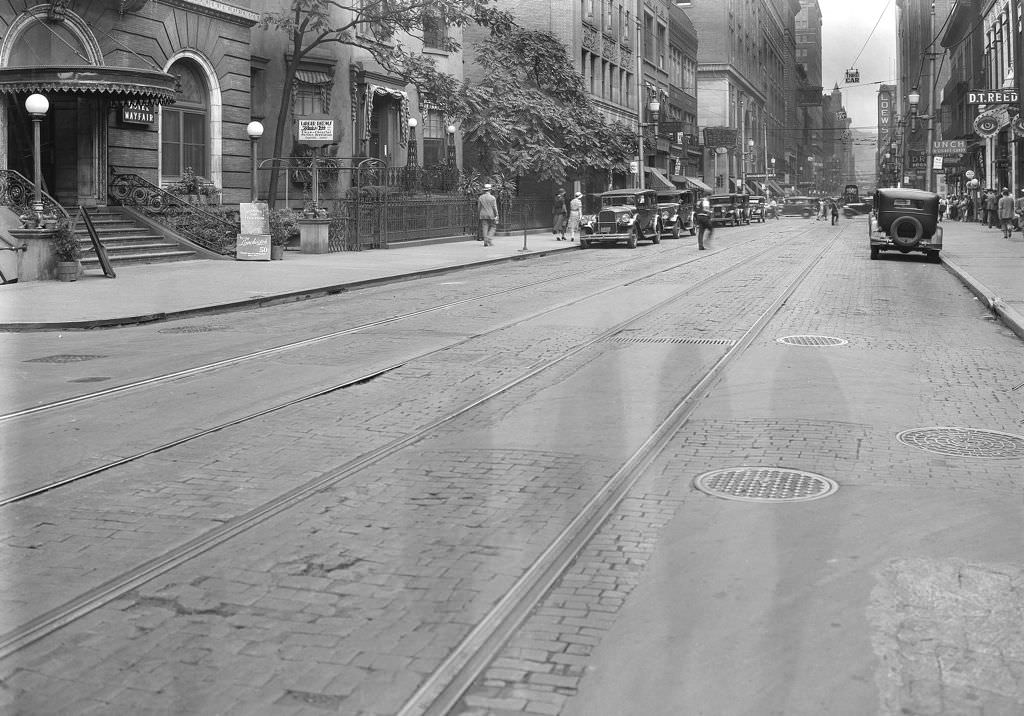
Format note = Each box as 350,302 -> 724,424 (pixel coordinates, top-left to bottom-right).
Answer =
693,467 -> 838,502
24,354 -> 107,363
777,335 -> 848,347
158,325 -> 228,334
897,427 -> 1024,458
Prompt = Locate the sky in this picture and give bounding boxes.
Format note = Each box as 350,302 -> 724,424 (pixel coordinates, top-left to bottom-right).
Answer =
820,0 -> 897,136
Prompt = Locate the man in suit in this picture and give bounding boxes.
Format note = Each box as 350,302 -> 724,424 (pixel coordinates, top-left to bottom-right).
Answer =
477,183 -> 499,246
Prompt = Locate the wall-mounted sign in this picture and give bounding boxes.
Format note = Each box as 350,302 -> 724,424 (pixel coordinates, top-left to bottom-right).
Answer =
703,126 -> 737,148
932,139 -> 967,155
932,156 -> 944,170
297,118 -> 335,143
974,110 -> 1002,137
797,87 -> 824,107
120,101 -> 156,125
967,89 -> 1018,105
835,110 -> 848,120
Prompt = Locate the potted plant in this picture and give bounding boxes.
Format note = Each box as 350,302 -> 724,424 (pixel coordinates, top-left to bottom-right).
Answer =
268,209 -> 299,260
51,217 -> 81,281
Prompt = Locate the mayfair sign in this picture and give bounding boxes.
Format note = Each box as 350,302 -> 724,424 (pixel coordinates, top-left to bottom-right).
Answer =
120,101 -> 156,125
967,89 -> 1018,105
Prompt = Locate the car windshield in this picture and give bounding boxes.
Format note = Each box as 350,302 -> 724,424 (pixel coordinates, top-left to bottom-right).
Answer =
602,196 -> 636,208
709,197 -> 732,205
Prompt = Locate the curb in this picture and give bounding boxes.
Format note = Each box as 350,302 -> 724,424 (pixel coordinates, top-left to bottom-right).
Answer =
942,255 -> 1024,341
0,243 -> 580,332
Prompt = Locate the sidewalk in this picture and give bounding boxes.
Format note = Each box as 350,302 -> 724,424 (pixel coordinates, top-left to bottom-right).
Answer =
0,221 -> 1021,337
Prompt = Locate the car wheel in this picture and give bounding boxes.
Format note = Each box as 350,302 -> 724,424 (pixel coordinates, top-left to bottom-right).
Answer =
890,216 -> 924,249
870,246 -> 879,260
928,251 -> 941,263
580,239 -> 589,249
651,222 -> 661,244
627,229 -> 638,249
690,226 -> 696,236
672,223 -> 680,240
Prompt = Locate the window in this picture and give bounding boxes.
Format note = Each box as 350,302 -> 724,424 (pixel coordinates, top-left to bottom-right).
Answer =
162,60 -> 207,179
423,12 -> 448,50
643,13 -> 654,62
657,23 -> 666,69
422,109 -> 446,166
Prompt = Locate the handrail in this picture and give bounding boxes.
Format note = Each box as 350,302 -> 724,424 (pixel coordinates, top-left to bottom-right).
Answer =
107,167 -> 239,256
0,169 -> 69,222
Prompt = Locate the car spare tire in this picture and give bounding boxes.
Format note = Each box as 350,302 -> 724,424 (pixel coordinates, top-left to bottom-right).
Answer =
889,215 -> 923,248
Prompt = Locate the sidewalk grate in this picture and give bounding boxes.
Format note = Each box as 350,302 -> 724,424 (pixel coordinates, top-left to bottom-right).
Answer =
897,427 -> 1024,459
608,335 -> 735,345
776,335 -> 848,347
693,467 -> 838,502
23,354 -> 107,364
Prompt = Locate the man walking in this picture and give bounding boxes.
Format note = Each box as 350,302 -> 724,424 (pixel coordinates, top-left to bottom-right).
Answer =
477,183 -> 499,246
997,187 -> 1015,238
985,189 -> 999,228
694,196 -> 713,250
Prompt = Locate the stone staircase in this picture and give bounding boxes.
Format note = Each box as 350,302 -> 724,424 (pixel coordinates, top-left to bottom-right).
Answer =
75,207 -> 198,269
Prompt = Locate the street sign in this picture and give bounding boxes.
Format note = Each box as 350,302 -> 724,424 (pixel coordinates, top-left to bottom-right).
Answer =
629,160 -> 638,174
845,69 -> 860,84
932,156 -> 943,170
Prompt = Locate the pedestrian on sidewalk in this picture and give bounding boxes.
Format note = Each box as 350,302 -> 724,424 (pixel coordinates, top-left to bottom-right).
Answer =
566,191 -> 583,242
477,183 -> 499,246
998,188 -> 1016,238
1015,190 -> 1024,233
829,199 -> 839,225
938,196 -> 946,222
985,190 -> 999,227
552,189 -> 568,241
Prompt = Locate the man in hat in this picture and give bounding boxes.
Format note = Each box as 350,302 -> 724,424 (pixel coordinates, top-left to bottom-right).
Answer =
477,183 -> 498,246
566,191 -> 584,242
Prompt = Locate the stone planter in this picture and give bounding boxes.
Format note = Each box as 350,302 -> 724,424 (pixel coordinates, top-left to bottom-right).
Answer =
271,244 -> 285,260
299,218 -> 331,254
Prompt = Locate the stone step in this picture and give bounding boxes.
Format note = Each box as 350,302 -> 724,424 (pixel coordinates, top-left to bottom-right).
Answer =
81,250 -> 197,266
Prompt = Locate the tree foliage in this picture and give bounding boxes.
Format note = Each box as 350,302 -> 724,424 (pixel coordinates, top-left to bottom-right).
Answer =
258,0 -> 512,205
458,26 -> 636,187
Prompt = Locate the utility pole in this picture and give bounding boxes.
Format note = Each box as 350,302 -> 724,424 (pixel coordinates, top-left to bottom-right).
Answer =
1011,0 -> 1021,195
636,17 -> 645,191
925,2 -> 936,192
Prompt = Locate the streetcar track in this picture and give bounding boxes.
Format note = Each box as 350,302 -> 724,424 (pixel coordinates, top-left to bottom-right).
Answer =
0,224 -> 825,662
1,237 -> 764,424
0,232 -> 791,505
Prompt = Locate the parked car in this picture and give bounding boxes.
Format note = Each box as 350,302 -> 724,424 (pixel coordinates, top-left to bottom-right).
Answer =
780,196 -> 817,218
869,187 -> 942,262
708,194 -> 747,226
654,189 -> 697,238
748,195 -> 767,222
842,202 -> 871,218
581,189 -> 661,249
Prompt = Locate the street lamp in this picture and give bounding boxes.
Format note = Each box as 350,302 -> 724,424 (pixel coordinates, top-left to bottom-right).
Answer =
745,138 -> 755,190
246,120 -> 263,203
25,93 -> 49,226
637,83 -> 664,190
406,116 -> 418,167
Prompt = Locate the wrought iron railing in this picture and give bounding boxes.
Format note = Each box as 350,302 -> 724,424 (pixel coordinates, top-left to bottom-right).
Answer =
107,168 -> 239,255
0,169 -> 68,221
327,195 -> 478,251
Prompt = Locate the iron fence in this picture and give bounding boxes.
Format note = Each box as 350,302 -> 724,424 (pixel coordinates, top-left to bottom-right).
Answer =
0,169 -> 68,221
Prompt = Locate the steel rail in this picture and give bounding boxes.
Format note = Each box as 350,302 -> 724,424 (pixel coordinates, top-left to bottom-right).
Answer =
0,234 -> 770,424
399,231 -> 845,716
0,224 -> 814,662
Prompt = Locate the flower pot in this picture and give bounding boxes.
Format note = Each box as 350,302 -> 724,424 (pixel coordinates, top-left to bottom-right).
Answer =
271,244 -> 285,260
55,261 -> 78,282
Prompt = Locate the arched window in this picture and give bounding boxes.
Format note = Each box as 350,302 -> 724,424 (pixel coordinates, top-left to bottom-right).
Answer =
162,60 -> 208,180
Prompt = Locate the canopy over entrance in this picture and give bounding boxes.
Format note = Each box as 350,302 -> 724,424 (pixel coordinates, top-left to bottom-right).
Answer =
644,167 -> 675,189
0,66 -> 178,103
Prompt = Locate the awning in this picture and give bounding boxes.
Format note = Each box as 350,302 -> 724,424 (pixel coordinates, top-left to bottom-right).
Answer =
294,70 -> 333,85
678,175 -> 713,193
0,65 -> 178,104
644,167 -> 675,189
745,179 -> 764,195
765,179 -> 786,196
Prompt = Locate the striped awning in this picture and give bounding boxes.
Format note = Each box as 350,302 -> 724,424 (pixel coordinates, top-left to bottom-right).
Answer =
0,65 -> 178,103
294,70 -> 332,86
679,175 -> 713,193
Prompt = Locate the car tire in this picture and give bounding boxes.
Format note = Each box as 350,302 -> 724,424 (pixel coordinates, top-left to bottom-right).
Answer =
928,251 -> 941,263
580,239 -> 589,249
627,229 -> 638,249
890,216 -> 924,249
672,223 -> 680,240
870,246 -> 879,260
689,226 -> 696,236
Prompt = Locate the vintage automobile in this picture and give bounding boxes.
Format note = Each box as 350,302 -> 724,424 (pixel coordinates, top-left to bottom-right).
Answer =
748,195 -> 767,222
780,196 -> 817,218
654,189 -> 697,238
580,189 -> 661,249
708,193 -> 748,226
842,202 -> 871,218
868,187 -> 942,262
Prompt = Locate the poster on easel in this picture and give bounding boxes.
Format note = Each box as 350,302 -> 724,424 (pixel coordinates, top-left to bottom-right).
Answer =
236,202 -> 271,261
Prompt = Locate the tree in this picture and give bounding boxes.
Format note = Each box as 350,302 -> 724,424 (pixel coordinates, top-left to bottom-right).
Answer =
458,26 -> 636,188
258,0 -> 512,206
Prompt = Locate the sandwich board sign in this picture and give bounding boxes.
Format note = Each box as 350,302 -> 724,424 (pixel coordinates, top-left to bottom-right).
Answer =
236,202 -> 271,261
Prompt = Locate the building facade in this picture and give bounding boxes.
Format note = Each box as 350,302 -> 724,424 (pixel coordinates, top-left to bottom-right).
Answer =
0,0 -> 258,206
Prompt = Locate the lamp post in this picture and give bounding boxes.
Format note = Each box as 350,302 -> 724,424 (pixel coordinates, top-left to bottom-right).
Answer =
806,155 -> 813,189
637,83 -> 663,190
407,117 -> 418,167
246,121 -> 263,203
745,137 -> 754,191
25,93 -> 49,226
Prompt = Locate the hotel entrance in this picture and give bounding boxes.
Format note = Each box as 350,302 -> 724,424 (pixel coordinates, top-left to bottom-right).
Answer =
6,93 -> 102,207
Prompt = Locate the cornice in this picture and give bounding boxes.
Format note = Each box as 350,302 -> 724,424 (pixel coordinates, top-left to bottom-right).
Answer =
154,0 -> 259,27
